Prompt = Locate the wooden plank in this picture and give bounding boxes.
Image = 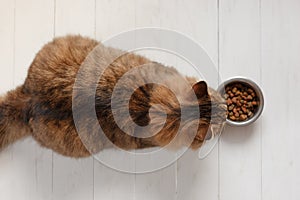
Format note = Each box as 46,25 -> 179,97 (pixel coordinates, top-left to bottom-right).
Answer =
96,0 -> 135,39
218,0 -> 261,200
261,0 -> 300,199
13,0 -> 55,199
55,0 -> 95,37
52,157 -> 94,200
52,0 -> 95,200
134,1 -> 177,200
175,0 -> 219,200
94,1 -> 136,200
0,0 -> 14,93
0,0 -> 15,199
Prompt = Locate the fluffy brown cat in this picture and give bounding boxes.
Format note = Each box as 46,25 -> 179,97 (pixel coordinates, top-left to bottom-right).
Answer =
0,35 -> 226,158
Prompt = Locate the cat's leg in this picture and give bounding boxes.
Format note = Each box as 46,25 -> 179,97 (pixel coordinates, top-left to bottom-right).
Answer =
29,117 -> 93,158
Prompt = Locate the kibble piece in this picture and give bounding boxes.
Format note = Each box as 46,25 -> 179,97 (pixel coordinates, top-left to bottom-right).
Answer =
227,99 -> 232,105
242,106 -> 247,113
230,116 -> 236,121
240,114 -> 247,121
248,111 -> 253,117
232,97 -> 237,103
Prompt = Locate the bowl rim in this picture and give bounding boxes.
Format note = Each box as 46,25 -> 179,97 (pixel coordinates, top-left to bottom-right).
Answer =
217,76 -> 264,127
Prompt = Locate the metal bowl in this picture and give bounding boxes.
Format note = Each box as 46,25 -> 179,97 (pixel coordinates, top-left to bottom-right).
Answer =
217,77 -> 264,126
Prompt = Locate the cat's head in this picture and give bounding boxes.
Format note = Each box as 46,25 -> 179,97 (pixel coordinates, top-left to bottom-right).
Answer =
182,81 -> 227,149
149,80 -> 227,150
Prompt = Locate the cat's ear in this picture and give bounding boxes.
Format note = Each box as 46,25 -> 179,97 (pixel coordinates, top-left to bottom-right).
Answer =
191,81 -> 208,99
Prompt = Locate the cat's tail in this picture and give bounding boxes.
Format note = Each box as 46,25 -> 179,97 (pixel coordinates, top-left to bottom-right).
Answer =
0,86 -> 31,151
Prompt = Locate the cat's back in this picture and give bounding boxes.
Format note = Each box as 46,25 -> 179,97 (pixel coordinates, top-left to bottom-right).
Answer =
23,35 -> 99,96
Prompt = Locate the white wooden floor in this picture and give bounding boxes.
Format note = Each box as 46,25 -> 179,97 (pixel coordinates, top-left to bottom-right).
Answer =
0,0 -> 299,200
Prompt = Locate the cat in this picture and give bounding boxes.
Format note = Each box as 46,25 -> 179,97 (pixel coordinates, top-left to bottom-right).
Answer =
0,35 -> 226,158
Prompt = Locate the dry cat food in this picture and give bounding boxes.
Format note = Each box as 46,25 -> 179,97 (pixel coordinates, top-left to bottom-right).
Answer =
224,83 -> 259,121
